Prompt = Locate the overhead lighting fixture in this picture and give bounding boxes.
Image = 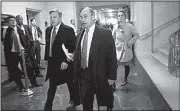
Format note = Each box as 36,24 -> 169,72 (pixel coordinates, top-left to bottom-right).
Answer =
109,12 -> 113,16
107,9 -> 113,13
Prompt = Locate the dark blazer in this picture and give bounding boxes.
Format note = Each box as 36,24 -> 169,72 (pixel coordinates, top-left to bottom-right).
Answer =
73,25 -> 117,106
29,25 -> 42,40
22,25 -> 33,41
21,25 -> 39,73
4,27 -> 30,78
18,25 -> 34,49
4,27 -> 27,55
44,23 -> 76,85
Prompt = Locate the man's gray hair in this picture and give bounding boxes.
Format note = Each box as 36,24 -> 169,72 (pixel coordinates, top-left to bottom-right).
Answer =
49,8 -> 62,17
82,7 -> 95,16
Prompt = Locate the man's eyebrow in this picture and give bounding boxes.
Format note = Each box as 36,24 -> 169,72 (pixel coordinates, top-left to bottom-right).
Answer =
81,14 -> 88,16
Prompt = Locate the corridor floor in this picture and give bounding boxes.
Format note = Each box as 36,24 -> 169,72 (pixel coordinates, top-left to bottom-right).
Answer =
1,60 -> 154,110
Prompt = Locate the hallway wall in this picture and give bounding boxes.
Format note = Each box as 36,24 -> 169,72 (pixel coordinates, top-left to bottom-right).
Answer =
130,2 -> 152,54
130,2 -> 180,53
2,2 -> 49,60
153,2 -> 179,50
46,2 -> 76,27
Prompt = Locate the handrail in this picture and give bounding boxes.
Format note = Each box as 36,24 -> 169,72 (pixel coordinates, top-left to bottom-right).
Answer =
140,16 -> 180,40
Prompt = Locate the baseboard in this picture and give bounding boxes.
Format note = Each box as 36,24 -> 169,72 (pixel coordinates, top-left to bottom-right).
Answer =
134,57 -> 171,110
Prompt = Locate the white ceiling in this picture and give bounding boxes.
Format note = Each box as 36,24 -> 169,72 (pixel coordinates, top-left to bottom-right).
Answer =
89,3 -> 129,19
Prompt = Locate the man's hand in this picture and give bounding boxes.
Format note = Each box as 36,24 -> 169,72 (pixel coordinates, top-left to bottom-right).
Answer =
108,79 -> 115,86
61,62 -> 68,70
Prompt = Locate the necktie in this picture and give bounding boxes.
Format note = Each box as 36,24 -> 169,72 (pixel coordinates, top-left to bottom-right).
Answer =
81,30 -> 89,69
34,28 -> 37,41
20,26 -> 26,35
12,29 -> 20,52
49,27 -> 56,57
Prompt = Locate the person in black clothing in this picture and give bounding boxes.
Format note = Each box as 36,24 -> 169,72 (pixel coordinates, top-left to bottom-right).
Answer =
4,15 -> 42,92
29,18 -> 44,70
44,9 -> 76,111
16,15 -> 43,77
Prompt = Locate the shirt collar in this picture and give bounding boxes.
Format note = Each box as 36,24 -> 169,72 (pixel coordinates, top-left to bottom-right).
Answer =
14,26 -> 17,31
86,23 -> 95,32
31,25 -> 35,28
53,23 -> 61,30
20,25 -> 24,29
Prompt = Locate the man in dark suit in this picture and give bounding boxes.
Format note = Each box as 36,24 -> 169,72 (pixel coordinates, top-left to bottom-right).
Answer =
4,15 -> 42,92
29,18 -> 44,70
73,7 -> 117,111
15,15 -> 43,77
44,9 -> 76,111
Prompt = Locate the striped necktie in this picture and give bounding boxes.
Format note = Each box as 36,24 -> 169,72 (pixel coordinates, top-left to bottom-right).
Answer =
81,29 -> 89,69
49,27 -> 57,57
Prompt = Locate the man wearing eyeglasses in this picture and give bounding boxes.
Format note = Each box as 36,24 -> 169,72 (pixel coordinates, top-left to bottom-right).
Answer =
44,9 -> 76,111
73,7 -> 117,111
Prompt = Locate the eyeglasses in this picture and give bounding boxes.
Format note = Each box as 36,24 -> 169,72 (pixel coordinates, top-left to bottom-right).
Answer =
79,15 -> 88,21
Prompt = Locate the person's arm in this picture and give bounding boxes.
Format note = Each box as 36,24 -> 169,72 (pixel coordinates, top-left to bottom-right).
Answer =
66,27 -> 77,62
127,24 -> 140,48
4,28 -> 10,54
106,30 -> 117,81
44,28 -> 49,61
37,26 -> 42,41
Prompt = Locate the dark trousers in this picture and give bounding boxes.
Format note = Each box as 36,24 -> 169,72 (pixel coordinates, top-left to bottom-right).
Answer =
33,41 -> 41,65
44,79 -> 75,110
124,65 -> 130,81
6,52 -> 37,89
80,68 -> 96,111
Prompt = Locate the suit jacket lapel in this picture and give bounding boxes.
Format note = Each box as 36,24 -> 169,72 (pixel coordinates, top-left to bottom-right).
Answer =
30,25 -> 32,33
89,25 -> 100,59
48,26 -> 53,45
76,29 -> 85,64
54,23 -> 64,42
17,27 -> 26,48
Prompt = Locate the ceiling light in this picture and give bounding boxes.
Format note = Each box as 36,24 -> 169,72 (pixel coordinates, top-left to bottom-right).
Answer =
109,13 -> 113,16
107,9 -> 113,13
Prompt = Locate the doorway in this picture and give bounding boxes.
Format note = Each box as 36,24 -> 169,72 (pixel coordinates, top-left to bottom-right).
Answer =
26,8 -> 41,26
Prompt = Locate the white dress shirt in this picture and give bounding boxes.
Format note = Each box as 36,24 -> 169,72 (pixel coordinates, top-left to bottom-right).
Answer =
81,24 -> 95,66
31,26 -> 37,40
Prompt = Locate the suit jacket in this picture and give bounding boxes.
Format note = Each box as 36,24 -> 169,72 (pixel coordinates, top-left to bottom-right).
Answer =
4,27 -> 27,55
22,25 -> 33,41
21,25 -> 39,74
73,25 -> 117,106
17,25 -> 34,48
29,25 -> 42,40
44,23 -> 76,85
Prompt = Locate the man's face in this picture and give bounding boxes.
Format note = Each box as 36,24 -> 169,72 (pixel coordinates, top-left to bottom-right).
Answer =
16,16 -> 23,26
31,19 -> 36,26
9,18 -> 17,28
50,12 -> 61,27
79,9 -> 95,29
